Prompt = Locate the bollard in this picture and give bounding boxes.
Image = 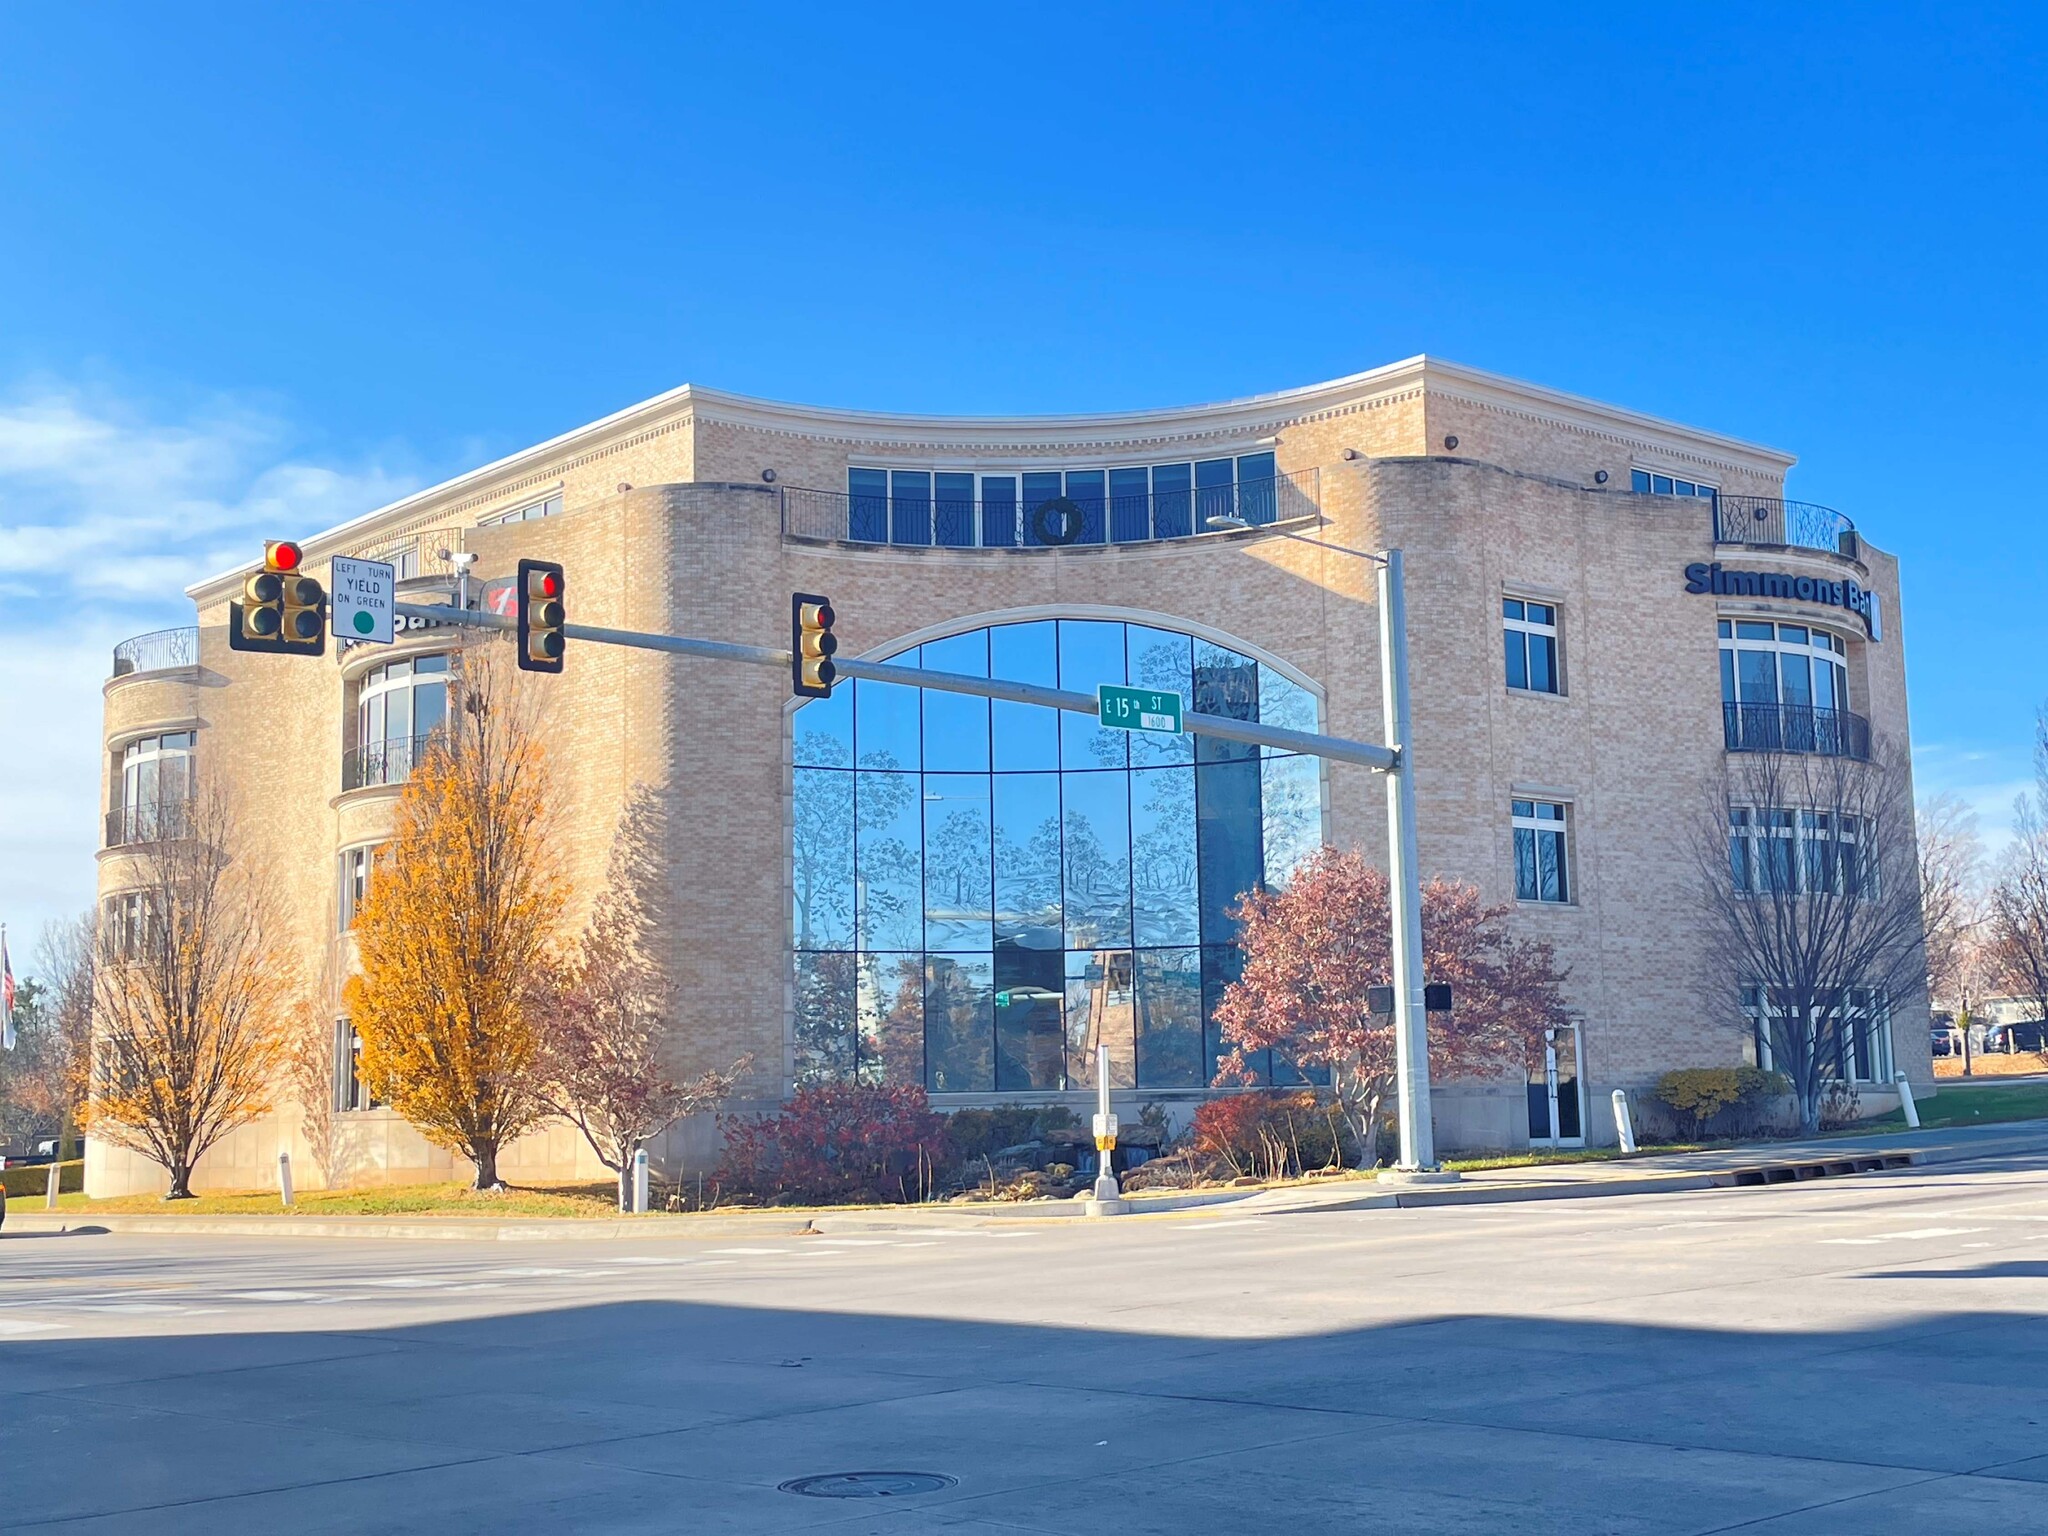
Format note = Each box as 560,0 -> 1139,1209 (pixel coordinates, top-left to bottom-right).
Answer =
632,1147 -> 650,1215
278,1150 -> 294,1207
45,1159 -> 61,1209
1612,1089 -> 1638,1155
1895,1071 -> 1921,1130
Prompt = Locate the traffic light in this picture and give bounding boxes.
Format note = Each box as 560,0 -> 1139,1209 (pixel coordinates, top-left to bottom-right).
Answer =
516,559 -> 566,673
229,541 -> 326,655
791,592 -> 836,698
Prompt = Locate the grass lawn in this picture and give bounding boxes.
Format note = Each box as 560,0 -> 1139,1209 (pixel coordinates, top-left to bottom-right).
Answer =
1852,1077 -> 2048,1134
5,1180 -> 637,1219
1444,1143 -> 1708,1173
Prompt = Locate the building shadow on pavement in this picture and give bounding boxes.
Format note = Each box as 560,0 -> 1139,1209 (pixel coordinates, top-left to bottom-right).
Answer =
5,1296 -> 2048,1533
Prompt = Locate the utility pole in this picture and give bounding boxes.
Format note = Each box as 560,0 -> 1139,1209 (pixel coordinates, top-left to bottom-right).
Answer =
1379,550 -> 1439,1174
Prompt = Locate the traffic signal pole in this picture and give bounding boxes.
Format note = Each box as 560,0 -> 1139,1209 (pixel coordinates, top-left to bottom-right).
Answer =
396,573 -> 1442,1174
392,600 -> 1400,773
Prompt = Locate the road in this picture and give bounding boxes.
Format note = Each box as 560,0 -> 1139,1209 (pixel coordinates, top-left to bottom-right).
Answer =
4,1155 -> 2048,1533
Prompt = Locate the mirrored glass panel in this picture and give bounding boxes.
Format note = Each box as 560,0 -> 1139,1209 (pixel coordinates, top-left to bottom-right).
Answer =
923,773 -> 992,951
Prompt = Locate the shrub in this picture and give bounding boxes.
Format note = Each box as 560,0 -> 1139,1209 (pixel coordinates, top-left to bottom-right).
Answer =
0,1160 -> 83,1199
1651,1067 -> 1791,1141
1189,1092 -> 1354,1180
1819,1079 -> 1862,1131
941,1104 -> 1081,1169
717,1083 -> 946,1205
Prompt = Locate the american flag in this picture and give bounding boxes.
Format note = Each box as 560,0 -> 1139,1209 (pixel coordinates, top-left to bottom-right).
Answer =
1,925 -> 14,1051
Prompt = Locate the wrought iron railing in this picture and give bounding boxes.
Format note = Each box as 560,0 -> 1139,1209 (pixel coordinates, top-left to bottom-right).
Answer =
110,626 -> 199,678
345,526 -> 469,581
342,732 -> 441,791
104,798 -> 192,848
781,469 -> 1321,548
1723,702 -> 1871,760
1714,496 -> 1859,559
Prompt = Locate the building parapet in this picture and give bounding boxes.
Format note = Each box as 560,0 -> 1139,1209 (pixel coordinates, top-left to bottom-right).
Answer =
110,626 -> 199,678
1713,495 -> 1859,559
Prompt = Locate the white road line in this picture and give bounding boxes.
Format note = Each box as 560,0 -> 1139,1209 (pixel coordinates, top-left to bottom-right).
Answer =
707,1247 -> 786,1255
359,1276 -> 453,1288
0,1318 -> 63,1335
224,1291 -> 333,1303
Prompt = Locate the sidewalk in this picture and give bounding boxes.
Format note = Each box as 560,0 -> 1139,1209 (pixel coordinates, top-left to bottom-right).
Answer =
10,1118 -> 2048,1242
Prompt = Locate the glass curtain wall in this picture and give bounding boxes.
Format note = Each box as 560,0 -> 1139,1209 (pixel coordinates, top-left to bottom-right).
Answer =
792,619 -> 1324,1094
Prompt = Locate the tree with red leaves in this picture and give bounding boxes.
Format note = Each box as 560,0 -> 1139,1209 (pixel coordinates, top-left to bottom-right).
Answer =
1215,847 -> 1571,1165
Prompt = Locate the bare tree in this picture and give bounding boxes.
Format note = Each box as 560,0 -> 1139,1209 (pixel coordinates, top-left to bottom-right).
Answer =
535,788 -> 747,1208
1985,714 -> 2048,1029
1919,791 -> 1985,1007
89,789 -> 293,1198
1697,740 -> 1927,1136
1,912 -> 97,1153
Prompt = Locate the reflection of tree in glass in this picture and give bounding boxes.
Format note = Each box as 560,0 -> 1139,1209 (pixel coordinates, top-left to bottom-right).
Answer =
1133,770 -> 1199,943
854,764 -> 919,948
792,741 -> 854,950
793,952 -> 856,1082
1063,810 -> 1131,944
995,814 -> 1063,937
1261,753 -> 1322,890
1133,639 -> 1190,692
856,954 -> 925,1087
925,956 -> 995,1092
926,807 -> 992,918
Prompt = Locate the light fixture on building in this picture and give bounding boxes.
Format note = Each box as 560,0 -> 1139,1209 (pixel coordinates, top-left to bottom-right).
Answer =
617,482 -> 632,494
1594,470 -> 1610,484
1443,434 -> 1459,450
761,468 -> 777,483
1342,448 -> 1361,460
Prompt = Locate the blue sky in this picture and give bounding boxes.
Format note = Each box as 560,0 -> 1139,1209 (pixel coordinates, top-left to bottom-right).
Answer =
2,3 -> 2043,940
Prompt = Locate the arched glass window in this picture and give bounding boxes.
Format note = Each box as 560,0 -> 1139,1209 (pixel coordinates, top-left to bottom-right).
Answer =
348,654 -> 451,788
1719,621 -> 1853,754
792,619 -> 1325,1095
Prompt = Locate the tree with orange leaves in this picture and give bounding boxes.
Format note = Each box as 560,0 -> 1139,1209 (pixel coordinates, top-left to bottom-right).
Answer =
88,789 -> 293,1198
1215,847 -> 1571,1165
345,649 -> 562,1190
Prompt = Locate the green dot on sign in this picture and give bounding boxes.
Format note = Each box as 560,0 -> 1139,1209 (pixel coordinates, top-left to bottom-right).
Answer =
353,610 -> 374,634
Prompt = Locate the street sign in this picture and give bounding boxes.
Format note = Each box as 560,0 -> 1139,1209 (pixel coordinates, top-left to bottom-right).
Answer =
330,556 -> 396,644
1097,683 -> 1183,734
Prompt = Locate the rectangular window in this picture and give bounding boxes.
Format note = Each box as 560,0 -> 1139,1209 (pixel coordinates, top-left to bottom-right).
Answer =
477,493 -> 562,528
1730,807 -> 1869,896
1064,470 -> 1107,544
933,472 -> 976,547
1631,469 -> 1719,499
339,845 -> 376,931
1109,466 -> 1151,542
1512,799 -> 1571,903
1021,470 -> 1064,546
333,1019 -> 371,1112
1503,598 -> 1561,694
889,470 -> 933,546
1151,462 -> 1193,539
1235,451 -> 1278,524
848,468 -> 889,543
1194,458 -> 1235,534
980,475 -> 1018,547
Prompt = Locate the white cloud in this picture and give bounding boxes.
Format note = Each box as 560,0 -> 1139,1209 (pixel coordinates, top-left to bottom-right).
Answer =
0,379 -> 424,950
1913,740 -> 2035,863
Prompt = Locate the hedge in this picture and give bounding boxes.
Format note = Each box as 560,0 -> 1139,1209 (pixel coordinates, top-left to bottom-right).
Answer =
2,1160 -> 83,1199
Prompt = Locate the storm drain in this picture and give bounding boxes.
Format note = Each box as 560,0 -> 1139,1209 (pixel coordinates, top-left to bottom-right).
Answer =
780,1472 -> 958,1499
1723,1154 -> 1915,1187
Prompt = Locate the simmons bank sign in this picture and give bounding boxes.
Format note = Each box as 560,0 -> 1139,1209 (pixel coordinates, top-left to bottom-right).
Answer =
1684,562 -> 1882,640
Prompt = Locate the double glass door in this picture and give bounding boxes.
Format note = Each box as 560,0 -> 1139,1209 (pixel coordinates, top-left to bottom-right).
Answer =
1528,1023 -> 1585,1147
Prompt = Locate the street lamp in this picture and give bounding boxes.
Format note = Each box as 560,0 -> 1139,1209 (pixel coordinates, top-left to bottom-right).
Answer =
1206,512 -> 1441,1172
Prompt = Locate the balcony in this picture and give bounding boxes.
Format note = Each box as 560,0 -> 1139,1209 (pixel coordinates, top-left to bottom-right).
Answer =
1723,702 -> 1871,761
342,733 -> 439,792
1713,496 -> 1860,559
110,626 -> 199,678
104,799 -> 192,849
781,470 -> 1321,548
342,525 -> 469,581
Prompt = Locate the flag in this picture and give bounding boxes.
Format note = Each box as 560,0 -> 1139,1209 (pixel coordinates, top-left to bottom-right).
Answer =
1,925 -> 14,1051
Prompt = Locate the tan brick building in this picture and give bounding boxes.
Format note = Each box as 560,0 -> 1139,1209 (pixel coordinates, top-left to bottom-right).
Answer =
92,356 -> 1929,1195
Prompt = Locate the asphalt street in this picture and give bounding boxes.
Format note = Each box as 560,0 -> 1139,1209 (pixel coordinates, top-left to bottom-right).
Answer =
5,1155 -> 2048,1533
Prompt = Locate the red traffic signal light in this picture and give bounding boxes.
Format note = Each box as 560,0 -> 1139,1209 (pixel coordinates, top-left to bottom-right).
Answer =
516,559 -> 566,673
792,592 -> 837,698
229,539 -> 325,654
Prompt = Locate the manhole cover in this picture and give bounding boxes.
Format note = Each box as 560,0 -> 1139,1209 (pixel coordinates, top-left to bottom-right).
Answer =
779,1472 -> 958,1499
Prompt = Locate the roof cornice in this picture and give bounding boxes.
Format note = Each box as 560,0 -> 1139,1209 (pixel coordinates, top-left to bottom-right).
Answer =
186,355 -> 1798,602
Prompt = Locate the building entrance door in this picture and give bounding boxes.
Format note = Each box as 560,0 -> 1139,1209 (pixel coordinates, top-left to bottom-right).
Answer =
1528,1023 -> 1585,1147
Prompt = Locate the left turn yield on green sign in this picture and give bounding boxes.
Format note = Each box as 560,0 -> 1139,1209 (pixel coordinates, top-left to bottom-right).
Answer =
330,556 -> 396,644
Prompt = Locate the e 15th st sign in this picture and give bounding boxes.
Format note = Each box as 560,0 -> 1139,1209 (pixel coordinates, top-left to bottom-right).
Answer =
1097,684 -> 1184,734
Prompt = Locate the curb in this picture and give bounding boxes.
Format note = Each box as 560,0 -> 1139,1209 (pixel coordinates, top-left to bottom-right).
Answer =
0,1187 -> 1260,1243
